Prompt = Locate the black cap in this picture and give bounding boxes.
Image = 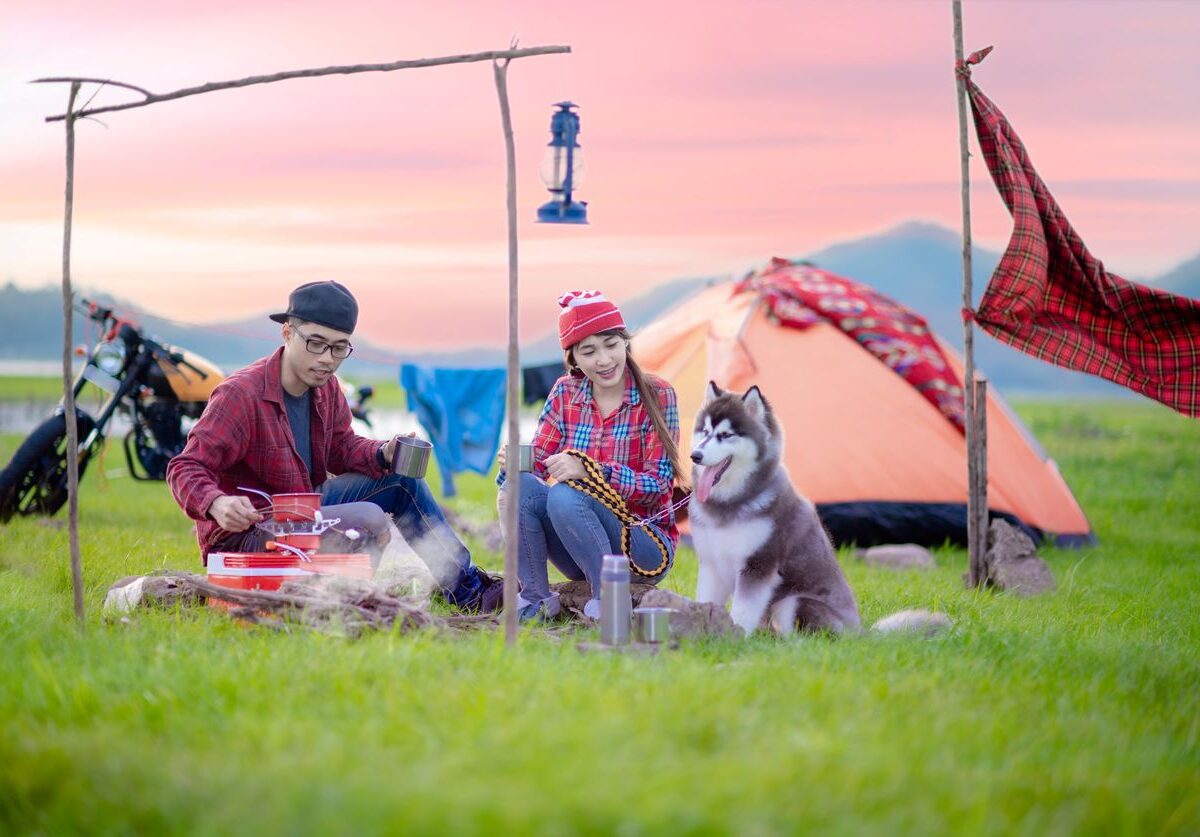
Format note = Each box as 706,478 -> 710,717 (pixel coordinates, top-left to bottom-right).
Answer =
269,281 -> 358,334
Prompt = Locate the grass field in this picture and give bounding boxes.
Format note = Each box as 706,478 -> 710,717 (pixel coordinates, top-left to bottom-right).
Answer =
0,374 -> 408,410
1,400 -> 1198,834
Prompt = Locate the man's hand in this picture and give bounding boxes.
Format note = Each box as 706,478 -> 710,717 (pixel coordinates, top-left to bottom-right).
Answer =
208,495 -> 264,532
544,452 -> 587,482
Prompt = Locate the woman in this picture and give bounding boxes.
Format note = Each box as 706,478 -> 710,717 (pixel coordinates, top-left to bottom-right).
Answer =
498,290 -> 685,622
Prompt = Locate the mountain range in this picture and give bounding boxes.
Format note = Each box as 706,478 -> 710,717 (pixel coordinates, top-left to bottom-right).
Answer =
3,221 -> 1196,395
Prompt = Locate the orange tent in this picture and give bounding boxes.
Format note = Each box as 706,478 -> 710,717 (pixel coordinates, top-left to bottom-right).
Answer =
633,262 -> 1093,547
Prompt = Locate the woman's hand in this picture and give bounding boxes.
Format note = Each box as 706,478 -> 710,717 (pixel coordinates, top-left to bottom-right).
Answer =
544,452 -> 587,482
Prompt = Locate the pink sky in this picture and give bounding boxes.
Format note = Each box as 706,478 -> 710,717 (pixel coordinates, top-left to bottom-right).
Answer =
2,0 -> 1198,351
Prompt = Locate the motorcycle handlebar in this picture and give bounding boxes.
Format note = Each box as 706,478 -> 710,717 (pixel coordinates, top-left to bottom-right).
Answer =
163,348 -> 209,380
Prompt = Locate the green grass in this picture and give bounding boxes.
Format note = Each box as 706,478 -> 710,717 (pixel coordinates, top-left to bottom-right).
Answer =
0,375 -> 74,403
1,400 -> 1198,835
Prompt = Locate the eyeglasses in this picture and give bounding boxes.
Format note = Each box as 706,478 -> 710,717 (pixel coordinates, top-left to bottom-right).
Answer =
293,326 -> 354,359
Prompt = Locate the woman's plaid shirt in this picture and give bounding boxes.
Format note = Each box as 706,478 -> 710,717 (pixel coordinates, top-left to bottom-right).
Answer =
516,371 -> 680,545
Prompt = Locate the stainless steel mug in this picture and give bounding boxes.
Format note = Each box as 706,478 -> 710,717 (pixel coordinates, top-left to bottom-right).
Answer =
633,607 -> 675,643
391,436 -> 432,479
518,444 -> 535,472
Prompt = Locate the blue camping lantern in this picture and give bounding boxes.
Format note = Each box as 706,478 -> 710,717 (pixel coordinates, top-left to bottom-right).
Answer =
537,101 -> 588,224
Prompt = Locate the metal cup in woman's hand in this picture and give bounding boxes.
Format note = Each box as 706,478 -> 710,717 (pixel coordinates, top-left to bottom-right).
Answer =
518,444 -> 535,472
391,436 -> 432,479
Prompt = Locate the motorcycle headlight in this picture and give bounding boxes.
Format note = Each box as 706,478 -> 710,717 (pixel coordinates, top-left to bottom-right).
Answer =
93,340 -> 127,375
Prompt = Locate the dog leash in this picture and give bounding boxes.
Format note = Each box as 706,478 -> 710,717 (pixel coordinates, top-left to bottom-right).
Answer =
561,450 -> 675,578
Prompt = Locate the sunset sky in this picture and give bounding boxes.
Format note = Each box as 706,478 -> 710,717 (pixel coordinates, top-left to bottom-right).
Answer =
2,0 -> 1197,351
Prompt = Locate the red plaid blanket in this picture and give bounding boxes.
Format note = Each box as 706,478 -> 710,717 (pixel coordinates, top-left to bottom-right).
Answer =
961,47 -> 1200,417
738,259 -> 966,431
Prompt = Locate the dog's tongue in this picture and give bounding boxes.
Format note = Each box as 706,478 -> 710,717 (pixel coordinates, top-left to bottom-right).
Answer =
695,457 -> 732,503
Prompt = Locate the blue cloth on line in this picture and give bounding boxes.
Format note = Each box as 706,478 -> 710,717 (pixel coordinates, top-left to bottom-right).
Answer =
399,364 -> 507,498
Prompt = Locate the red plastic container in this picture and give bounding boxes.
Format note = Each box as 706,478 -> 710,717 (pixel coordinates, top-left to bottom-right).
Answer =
206,551 -> 372,610
271,492 -> 321,522
269,532 -> 321,551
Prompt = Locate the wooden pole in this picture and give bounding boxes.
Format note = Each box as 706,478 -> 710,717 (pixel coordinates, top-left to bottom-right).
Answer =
493,58 -> 521,646
37,46 -> 571,122
952,0 -> 986,587
973,374 -> 989,578
61,81 -> 86,628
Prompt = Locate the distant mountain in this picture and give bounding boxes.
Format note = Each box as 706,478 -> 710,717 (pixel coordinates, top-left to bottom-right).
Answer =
1154,253 -> 1200,300
3,223 -> 1195,395
801,222 -> 1139,396
0,277 -> 715,379
0,283 -> 407,379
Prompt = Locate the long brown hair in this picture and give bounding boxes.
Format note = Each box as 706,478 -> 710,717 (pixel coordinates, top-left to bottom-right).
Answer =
565,328 -> 688,490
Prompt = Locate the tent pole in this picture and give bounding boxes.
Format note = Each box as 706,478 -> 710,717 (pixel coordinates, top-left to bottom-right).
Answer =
952,0 -> 987,587
493,58 -> 521,645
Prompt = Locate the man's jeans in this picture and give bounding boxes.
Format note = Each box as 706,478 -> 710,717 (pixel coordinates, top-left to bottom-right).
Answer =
502,472 -> 673,605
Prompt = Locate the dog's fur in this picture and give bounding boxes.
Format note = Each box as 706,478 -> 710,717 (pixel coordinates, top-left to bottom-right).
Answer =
688,383 -> 862,635
688,382 -> 949,637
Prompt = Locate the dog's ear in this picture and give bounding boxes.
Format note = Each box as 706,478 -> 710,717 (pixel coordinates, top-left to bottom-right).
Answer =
704,380 -> 723,405
742,386 -> 767,421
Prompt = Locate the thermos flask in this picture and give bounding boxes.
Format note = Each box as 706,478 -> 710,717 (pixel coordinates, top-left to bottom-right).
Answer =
600,554 -> 631,646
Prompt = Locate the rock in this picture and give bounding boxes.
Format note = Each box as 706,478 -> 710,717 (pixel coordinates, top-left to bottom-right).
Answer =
871,608 -> 953,636
983,519 -> 1056,596
103,573 -> 205,614
857,543 -> 935,570
550,579 -> 658,617
639,589 -> 738,638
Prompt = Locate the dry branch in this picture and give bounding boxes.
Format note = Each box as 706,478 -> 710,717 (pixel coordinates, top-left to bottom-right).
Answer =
37,46 -> 571,122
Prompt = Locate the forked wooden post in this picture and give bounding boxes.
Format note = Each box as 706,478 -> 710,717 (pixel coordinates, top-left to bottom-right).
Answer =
952,0 -> 988,587
61,81 -> 86,628
493,58 -> 522,646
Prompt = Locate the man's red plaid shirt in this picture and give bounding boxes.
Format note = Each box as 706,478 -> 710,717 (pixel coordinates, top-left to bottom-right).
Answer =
166,347 -> 387,559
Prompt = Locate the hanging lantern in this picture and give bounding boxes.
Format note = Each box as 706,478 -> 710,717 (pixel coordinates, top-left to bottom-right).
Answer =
537,101 -> 587,224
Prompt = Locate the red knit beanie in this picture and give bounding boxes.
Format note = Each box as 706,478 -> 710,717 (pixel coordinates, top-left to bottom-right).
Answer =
557,290 -> 626,349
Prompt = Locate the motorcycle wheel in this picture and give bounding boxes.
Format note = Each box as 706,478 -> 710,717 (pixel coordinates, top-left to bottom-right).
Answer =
0,412 -> 97,523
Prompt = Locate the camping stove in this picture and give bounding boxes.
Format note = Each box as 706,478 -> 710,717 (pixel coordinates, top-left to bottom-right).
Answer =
252,515 -> 349,561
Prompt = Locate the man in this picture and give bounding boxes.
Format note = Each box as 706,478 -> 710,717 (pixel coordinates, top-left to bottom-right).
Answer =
166,280 -> 502,612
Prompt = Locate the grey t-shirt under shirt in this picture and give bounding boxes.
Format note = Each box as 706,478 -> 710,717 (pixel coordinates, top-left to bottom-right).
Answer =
283,389 -> 313,479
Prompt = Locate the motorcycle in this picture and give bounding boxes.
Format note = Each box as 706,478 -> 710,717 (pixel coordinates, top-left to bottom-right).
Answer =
0,300 -> 225,522
345,382 -> 375,430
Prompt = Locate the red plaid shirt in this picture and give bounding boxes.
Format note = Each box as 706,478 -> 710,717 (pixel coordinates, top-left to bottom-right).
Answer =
166,347 -> 387,559
963,48 -> 1200,416
525,372 -> 680,545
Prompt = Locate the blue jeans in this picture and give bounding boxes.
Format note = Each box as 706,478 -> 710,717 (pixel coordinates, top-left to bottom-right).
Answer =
507,472 -> 673,605
319,472 -> 485,607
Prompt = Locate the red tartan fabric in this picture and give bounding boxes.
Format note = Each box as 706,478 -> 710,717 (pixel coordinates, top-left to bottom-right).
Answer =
963,51 -> 1200,417
738,259 -> 967,431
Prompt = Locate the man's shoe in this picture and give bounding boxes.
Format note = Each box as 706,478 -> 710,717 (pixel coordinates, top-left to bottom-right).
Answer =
476,570 -> 506,614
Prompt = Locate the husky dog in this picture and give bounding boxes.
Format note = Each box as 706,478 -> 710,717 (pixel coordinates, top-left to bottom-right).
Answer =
689,383 -> 863,636
690,382 -> 953,638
